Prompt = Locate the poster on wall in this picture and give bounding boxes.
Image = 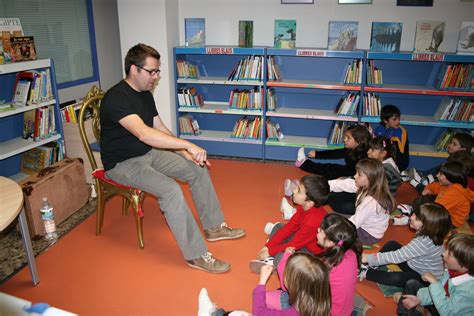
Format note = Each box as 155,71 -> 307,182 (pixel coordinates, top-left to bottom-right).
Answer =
397,0 -> 433,6
370,22 -> 402,53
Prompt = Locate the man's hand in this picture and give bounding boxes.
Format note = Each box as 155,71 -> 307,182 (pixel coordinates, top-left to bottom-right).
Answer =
186,144 -> 210,167
308,150 -> 316,158
258,264 -> 274,285
421,272 -> 438,284
257,247 -> 270,260
401,295 -> 421,310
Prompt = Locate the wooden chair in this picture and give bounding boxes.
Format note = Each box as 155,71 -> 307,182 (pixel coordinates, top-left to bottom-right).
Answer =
77,85 -> 147,249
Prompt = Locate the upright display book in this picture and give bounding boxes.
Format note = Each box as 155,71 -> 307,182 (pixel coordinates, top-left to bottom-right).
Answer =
274,20 -> 296,49
10,36 -> 37,62
457,22 -> 474,55
0,18 -> 23,63
328,21 -> 358,51
239,21 -> 253,48
414,21 -> 445,53
370,22 -> 402,53
185,18 -> 205,47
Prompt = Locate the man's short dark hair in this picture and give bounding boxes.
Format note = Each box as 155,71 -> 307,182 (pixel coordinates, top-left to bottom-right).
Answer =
124,43 -> 161,76
380,104 -> 401,125
301,175 -> 329,207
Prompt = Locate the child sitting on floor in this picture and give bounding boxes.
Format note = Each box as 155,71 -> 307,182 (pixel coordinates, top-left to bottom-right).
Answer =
374,104 -> 409,172
295,124 -> 371,180
360,202 -> 451,288
329,158 -> 394,245
394,233 -> 474,316
250,175 -> 330,271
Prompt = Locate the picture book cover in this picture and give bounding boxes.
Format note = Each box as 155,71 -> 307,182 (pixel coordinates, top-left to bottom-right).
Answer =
457,21 -> 474,55
414,20 -> 445,52
274,20 -> 296,49
185,18 -> 205,47
328,21 -> 358,51
10,36 -> 37,62
370,22 -> 402,53
239,21 -> 253,48
0,18 -> 23,63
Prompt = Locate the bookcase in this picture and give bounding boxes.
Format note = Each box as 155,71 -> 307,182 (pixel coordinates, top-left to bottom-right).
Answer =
0,59 -> 64,180
361,52 -> 474,169
173,47 -> 473,170
174,47 -> 266,159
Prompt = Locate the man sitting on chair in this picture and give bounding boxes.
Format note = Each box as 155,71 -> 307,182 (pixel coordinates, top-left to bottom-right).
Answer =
100,43 -> 245,274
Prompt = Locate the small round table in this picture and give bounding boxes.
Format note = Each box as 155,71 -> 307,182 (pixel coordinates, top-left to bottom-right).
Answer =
0,176 -> 39,285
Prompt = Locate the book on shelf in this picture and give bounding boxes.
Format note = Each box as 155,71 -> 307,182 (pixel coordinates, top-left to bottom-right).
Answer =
265,119 -> 284,141
370,22 -> 402,53
239,21 -> 253,48
457,22 -> 474,55
266,88 -> 277,111
22,107 -> 57,142
328,121 -> 351,146
274,20 -> 296,49
267,56 -> 282,81
10,36 -> 36,62
434,129 -> 455,151
343,59 -> 362,84
0,17 -> 23,63
434,98 -> 473,122
179,114 -> 201,135
231,116 -> 261,139
414,21 -> 445,53
366,60 -> 383,86
20,144 -> 58,175
185,18 -> 205,47
363,93 -> 382,117
12,79 -> 31,107
328,21 -> 358,51
229,87 -> 263,110
177,87 -> 204,107
335,93 -> 359,116
227,56 -> 263,81
437,63 -> 473,90
176,60 -> 199,79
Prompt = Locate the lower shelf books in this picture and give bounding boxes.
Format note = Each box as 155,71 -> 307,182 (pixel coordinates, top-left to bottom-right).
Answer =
335,93 -> 359,116
266,88 -> 277,111
367,60 -> 383,86
178,87 -> 204,107
23,107 -> 57,141
20,143 -> 61,174
179,114 -> 201,135
363,93 -> 381,116
231,116 -> 261,139
343,59 -> 362,85
265,119 -> 284,141
328,121 -> 351,146
229,87 -> 263,110
434,98 -> 473,122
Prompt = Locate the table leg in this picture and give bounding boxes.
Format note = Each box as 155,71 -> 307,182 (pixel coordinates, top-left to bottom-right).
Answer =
17,208 -> 40,285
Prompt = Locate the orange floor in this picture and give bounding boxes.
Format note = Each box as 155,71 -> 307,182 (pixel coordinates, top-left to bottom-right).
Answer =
0,159 -> 451,315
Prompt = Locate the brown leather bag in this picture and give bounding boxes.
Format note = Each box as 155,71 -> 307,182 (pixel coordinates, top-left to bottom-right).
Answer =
19,158 -> 90,237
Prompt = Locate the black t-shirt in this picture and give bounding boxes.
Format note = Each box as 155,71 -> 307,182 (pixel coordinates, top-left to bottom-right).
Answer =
100,80 -> 158,171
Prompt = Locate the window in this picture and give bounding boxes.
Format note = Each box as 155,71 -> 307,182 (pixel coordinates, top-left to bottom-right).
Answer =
0,0 -> 99,88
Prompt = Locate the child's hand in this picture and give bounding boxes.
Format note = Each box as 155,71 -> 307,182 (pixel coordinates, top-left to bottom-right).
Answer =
361,253 -> 369,264
285,247 -> 295,254
401,295 -> 421,310
308,150 -> 316,158
257,247 -> 270,260
258,264 -> 274,285
421,272 -> 438,284
421,188 -> 432,196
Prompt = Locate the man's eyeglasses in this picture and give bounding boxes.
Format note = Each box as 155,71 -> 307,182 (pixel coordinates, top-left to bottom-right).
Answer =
135,64 -> 161,76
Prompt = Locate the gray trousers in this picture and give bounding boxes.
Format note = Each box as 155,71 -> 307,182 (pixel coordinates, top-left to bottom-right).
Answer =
106,149 -> 225,260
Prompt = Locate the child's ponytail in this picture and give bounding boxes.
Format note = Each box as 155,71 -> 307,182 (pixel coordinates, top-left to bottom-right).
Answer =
319,213 -> 362,269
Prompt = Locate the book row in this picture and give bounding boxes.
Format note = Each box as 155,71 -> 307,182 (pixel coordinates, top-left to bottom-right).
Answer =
11,69 -> 53,107
23,106 -> 57,142
20,141 -> 64,175
184,18 -> 474,55
227,56 -> 264,81
179,114 -> 201,136
435,129 -> 473,151
177,87 -> 204,107
229,88 -> 264,110
438,64 -> 473,90
434,98 -> 473,123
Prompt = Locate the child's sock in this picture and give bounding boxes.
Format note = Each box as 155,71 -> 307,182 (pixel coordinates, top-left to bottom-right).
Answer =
280,198 -> 296,220
295,147 -> 306,167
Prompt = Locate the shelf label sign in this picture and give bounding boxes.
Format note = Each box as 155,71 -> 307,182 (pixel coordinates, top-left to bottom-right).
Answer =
296,49 -> 327,57
412,53 -> 444,61
206,47 -> 234,55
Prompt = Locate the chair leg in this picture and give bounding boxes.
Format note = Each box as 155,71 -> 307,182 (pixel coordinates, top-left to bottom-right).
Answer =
122,197 -> 129,216
96,187 -> 105,235
131,194 -> 145,249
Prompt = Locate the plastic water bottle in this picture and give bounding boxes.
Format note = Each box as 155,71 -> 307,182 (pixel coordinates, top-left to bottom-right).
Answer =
40,197 -> 58,240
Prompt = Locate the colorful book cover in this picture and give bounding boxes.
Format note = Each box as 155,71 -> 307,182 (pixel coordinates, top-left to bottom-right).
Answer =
274,20 -> 296,49
457,21 -> 474,55
414,20 -> 445,52
239,21 -> 253,48
0,18 -> 23,63
370,22 -> 402,53
328,21 -> 358,51
10,36 -> 37,62
185,18 -> 205,47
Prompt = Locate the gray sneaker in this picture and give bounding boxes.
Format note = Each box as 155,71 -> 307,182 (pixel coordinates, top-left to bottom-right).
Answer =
186,252 -> 230,274
205,222 -> 246,242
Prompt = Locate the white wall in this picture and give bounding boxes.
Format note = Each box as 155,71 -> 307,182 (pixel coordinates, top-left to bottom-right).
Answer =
116,0 -> 473,131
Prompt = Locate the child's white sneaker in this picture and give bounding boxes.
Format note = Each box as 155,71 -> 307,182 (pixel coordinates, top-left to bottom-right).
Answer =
396,203 -> 412,215
264,222 -> 280,235
280,198 -> 296,220
427,174 -> 435,184
295,147 -> 306,167
198,288 -> 217,316
284,179 -> 299,196
393,215 -> 410,226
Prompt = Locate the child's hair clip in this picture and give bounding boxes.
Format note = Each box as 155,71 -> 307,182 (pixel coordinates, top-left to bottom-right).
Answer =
337,240 -> 344,247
